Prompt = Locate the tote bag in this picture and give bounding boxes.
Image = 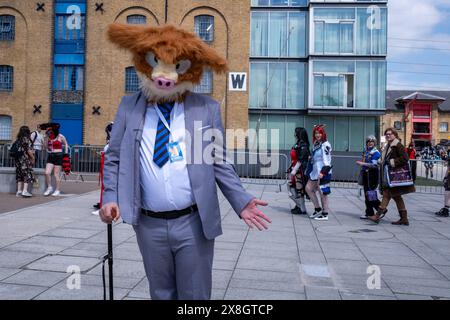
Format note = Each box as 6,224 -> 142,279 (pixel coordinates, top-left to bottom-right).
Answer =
384,163 -> 414,188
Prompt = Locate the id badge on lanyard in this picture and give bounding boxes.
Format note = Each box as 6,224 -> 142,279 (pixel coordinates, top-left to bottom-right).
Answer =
154,105 -> 184,163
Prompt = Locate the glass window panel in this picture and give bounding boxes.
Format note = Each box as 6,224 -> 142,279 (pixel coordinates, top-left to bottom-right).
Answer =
287,63 -> 305,109
288,12 -> 306,57
370,61 -> 386,109
251,0 -> 270,6
314,21 -> 324,54
355,61 -> 370,108
268,12 -> 287,57
285,116 -> 305,149
290,0 -> 307,6
0,65 -> 13,91
305,116 -> 321,139
271,0 -> 289,6
193,69 -> 213,94
364,117 -> 376,140
350,117 -> 364,151
125,67 -> 140,93
314,75 -> 324,107
250,12 -> 268,56
195,15 -> 214,42
0,15 -> 15,41
340,23 -> 354,53
315,8 -> 355,20
127,15 -> 147,25
0,116 -> 12,140
267,115 -> 284,150
314,61 -> 355,73
249,63 -> 268,108
335,117 -> 349,151
267,63 -> 286,108
356,8 -> 371,55
325,23 -> 339,53
320,116 -> 335,147
371,7 -> 387,55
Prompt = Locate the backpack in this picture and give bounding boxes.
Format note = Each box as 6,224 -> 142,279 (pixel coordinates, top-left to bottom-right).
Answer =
9,140 -> 24,159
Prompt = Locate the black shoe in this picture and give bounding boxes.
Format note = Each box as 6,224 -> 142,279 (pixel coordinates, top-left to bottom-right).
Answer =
436,208 -> 449,217
291,206 -> 301,214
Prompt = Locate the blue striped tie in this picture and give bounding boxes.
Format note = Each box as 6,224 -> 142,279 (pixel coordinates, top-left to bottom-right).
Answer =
153,102 -> 174,168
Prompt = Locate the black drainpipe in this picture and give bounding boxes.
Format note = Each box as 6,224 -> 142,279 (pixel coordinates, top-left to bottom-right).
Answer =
165,0 -> 168,23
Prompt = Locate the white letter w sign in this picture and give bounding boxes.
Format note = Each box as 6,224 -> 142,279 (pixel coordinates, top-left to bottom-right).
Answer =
229,72 -> 247,91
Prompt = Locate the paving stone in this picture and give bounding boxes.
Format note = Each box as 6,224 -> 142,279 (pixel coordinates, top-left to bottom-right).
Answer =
212,270 -> 233,290
236,256 -> 299,273
5,236 -> 82,254
228,278 -> 304,293
39,228 -> 102,239
0,283 -> 48,300
0,250 -> 46,268
0,268 -> 21,281
224,288 -> 305,300
305,286 -> 341,300
2,270 -> 68,287
232,269 -> 300,283
34,282 -> 128,300
26,255 -> 100,273
87,259 -> 146,279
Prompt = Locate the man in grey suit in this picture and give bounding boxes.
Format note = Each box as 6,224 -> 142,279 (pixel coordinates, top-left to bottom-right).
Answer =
100,24 -> 271,300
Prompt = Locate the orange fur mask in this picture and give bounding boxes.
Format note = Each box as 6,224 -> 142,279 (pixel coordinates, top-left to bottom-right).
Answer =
107,23 -> 228,103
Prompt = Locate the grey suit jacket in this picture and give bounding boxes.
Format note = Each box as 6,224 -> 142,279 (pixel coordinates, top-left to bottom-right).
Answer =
102,91 -> 254,240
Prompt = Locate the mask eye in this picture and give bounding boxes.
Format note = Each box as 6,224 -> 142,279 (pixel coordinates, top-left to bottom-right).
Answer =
175,59 -> 191,74
145,52 -> 159,68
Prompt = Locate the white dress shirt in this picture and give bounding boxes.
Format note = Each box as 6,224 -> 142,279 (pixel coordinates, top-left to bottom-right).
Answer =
139,101 -> 195,212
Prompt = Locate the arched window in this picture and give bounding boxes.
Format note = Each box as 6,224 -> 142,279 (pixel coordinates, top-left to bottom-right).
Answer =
0,65 -> 13,92
193,69 -> 213,94
0,115 -> 12,141
125,67 -> 140,93
127,15 -> 147,25
194,15 -> 214,42
0,15 -> 15,41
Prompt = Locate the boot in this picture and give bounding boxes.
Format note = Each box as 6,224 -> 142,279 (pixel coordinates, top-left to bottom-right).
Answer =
392,210 -> 409,226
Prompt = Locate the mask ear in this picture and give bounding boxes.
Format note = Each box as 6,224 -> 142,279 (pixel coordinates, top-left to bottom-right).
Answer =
107,23 -> 153,52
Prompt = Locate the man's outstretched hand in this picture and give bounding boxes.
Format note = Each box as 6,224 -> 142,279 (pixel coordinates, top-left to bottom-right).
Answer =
100,202 -> 121,224
240,198 -> 271,231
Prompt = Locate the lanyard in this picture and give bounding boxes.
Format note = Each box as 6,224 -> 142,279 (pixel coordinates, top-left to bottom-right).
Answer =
154,104 -> 175,137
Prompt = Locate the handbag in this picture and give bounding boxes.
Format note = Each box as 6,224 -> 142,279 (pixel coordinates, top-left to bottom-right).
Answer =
366,190 -> 378,202
384,162 -> 414,188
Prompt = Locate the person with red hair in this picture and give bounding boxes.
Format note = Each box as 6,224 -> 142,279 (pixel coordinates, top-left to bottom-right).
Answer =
306,125 -> 332,221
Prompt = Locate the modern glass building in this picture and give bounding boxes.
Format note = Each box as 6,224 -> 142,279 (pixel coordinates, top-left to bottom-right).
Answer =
249,0 -> 387,152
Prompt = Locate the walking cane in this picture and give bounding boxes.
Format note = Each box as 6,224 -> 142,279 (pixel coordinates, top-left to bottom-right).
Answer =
100,150 -> 114,300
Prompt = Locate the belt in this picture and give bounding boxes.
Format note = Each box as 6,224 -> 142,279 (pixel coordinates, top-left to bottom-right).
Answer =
141,204 -> 198,220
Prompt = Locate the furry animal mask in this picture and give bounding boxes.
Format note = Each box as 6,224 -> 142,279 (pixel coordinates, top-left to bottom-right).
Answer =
108,24 -> 228,103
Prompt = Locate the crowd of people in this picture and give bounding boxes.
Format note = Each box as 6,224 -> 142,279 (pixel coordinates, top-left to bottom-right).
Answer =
288,126 -> 450,225
10,123 -> 69,198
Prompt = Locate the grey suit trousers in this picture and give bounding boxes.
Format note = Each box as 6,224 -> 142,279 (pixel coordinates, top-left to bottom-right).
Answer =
133,211 -> 215,300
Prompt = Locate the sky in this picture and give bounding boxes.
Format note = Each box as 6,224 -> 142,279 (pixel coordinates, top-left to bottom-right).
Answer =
388,0 -> 450,91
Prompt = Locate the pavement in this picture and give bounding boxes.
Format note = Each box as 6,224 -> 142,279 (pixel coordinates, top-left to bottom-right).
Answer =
0,183 -> 450,300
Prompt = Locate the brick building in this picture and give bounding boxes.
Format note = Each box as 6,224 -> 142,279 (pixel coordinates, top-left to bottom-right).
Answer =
0,0 -> 388,151
382,91 -> 450,149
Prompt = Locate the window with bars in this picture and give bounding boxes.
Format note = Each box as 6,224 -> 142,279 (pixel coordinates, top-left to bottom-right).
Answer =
0,66 -> 13,92
53,65 -> 84,91
55,14 -> 86,41
193,69 -> 213,94
125,67 -> 140,93
194,15 -> 214,42
0,115 -> 12,141
0,15 -> 15,41
127,15 -> 147,25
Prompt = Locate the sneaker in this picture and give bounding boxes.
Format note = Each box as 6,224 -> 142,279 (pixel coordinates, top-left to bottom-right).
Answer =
16,191 -> 23,197
314,214 -> 329,221
21,191 -> 33,198
51,190 -> 61,197
44,187 -> 53,196
360,215 -> 369,220
91,209 -> 100,216
309,209 -> 322,219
